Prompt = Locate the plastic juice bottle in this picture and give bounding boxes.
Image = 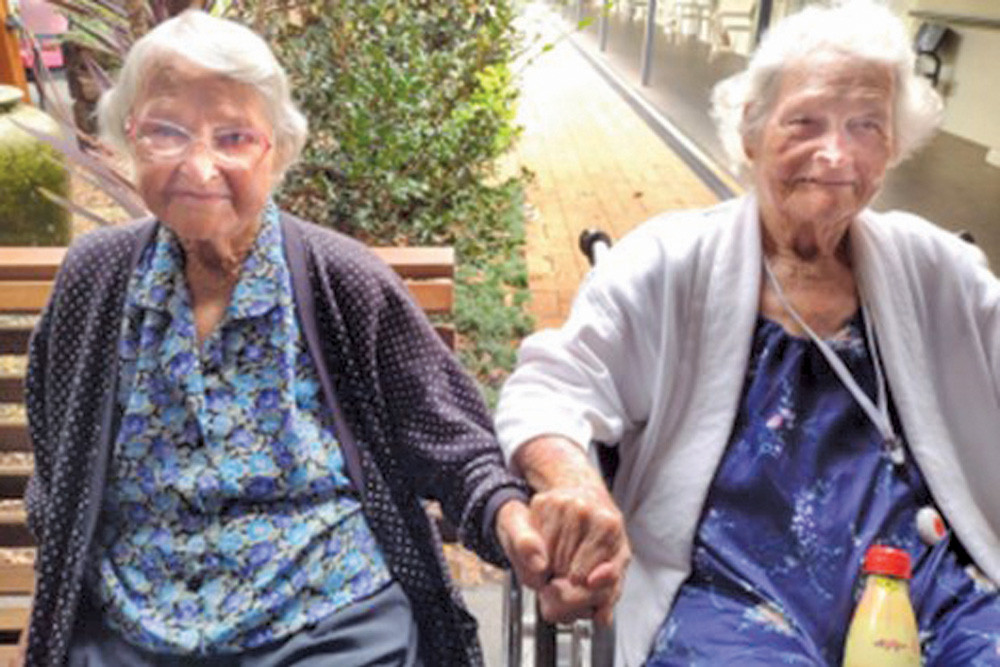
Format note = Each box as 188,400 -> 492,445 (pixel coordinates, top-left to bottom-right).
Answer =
842,545 -> 920,666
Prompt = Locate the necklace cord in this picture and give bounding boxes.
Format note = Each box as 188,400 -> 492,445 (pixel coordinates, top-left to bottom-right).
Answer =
763,259 -> 904,465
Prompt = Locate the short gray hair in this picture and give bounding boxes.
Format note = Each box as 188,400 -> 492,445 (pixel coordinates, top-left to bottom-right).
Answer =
97,9 -> 307,179
711,0 -> 943,173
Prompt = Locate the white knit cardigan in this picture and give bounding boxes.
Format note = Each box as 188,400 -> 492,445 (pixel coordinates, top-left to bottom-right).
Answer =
496,194 -> 1000,666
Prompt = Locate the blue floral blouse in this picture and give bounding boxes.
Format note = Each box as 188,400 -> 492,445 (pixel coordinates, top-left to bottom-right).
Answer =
90,204 -> 391,655
647,311 -> 1000,666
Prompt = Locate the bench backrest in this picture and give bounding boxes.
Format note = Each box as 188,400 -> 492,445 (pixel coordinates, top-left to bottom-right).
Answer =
0,243 -> 456,653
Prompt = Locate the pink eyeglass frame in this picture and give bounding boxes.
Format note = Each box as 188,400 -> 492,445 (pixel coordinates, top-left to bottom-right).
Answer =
125,116 -> 273,166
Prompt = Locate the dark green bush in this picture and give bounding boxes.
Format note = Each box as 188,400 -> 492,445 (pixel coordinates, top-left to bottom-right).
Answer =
242,0 -> 534,397
248,1 -> 519,241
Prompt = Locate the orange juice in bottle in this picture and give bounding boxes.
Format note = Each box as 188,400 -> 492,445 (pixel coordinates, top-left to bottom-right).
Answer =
842,545 -> 920,666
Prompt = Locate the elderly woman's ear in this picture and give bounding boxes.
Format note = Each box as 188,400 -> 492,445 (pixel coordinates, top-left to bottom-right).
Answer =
741,109 -> 756,162
742,145 -> 754,161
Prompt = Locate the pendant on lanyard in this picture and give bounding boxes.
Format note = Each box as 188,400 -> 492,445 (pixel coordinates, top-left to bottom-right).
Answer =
763,260 -> 905,467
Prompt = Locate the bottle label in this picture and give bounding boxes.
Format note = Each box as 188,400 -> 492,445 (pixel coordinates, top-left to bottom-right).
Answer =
843,577 -> 921,666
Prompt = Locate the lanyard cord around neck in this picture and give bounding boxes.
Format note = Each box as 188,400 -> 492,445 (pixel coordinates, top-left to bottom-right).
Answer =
763,259 -> 905,466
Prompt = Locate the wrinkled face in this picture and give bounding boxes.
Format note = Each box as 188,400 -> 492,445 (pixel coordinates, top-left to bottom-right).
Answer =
748,58 -> 896,237
129,61 -> 276,243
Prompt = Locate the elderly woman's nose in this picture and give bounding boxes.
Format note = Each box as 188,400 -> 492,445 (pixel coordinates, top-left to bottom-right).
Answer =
179,142 -> 222,182
815,129 -> 850,166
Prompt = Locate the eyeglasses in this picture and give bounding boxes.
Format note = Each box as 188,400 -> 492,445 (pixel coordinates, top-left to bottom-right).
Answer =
127,117 -> 272,168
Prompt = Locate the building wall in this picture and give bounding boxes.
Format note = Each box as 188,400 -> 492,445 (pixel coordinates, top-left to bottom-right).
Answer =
905,0 -> 1000,153
607,0 -> 1000,154
935,28 -> 1000,151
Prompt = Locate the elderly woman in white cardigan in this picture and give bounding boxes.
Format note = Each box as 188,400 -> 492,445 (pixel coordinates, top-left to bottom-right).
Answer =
496,2 -> 1000,665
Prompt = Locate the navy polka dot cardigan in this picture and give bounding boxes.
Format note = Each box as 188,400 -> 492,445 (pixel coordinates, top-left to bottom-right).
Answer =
24,213 -> 528,666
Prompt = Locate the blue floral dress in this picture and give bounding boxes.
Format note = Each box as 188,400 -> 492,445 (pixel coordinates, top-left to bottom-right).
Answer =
646,311 -> 1000,666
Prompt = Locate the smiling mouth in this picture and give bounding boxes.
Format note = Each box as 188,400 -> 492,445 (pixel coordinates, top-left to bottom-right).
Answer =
797,178 -> 854,187
171,191 -> 230,200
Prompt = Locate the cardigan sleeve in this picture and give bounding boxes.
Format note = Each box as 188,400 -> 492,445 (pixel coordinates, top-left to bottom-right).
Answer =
297,222 -> 530,565
21,220 -> 151,551
495,223 -> 667,462
23,305 -> 51,544
369,272 -> 529,562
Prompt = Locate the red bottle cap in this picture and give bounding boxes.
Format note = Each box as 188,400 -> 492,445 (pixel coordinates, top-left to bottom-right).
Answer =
863,545 -> 912,579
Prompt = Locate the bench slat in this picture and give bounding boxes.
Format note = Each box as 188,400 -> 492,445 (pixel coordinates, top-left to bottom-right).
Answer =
0,601 -> 30,633
0,454 -> 31,479
0,376 -> 24,404
0,247 -> 66,280
372,247 -> 454,279
0,284 -> 51,313
407,279 -> 454,314
0,329 -> 32,355
0,502 -> 25,527
435,325 -> 456,350
0,548 -> 34,596
0,246 -> 454,280
0,277 -> 451,316
0,425 -> 29,453
0,566 -> 33,594
0,645 -> 24,661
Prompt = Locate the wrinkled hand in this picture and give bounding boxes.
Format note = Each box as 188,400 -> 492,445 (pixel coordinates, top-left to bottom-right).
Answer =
530,483 -> 627,587
496,499 -> 550,590
536,549 -> 628,626
498,436 -> 631,625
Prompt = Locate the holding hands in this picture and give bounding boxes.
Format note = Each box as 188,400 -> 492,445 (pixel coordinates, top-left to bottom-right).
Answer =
496,436 -> 630,625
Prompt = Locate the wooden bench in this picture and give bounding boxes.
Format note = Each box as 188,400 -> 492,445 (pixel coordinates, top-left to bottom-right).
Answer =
0,243 -> 456,656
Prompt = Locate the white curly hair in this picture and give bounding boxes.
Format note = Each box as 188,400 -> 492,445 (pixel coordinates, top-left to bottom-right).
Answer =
97,9 -> 308,179
711,0 -> 943,174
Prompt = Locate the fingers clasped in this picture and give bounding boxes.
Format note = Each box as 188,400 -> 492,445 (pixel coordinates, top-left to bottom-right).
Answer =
496,486 -> 630,626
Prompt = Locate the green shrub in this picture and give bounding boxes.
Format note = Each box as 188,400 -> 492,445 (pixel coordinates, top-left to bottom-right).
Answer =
247,1 -> 519,241
0,94 -> 70,245
241,0 -> 534,397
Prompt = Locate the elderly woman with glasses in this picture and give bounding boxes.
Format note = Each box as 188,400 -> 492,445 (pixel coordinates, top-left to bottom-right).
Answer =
496,2 -> 1000,665
21,10 -> 531,666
